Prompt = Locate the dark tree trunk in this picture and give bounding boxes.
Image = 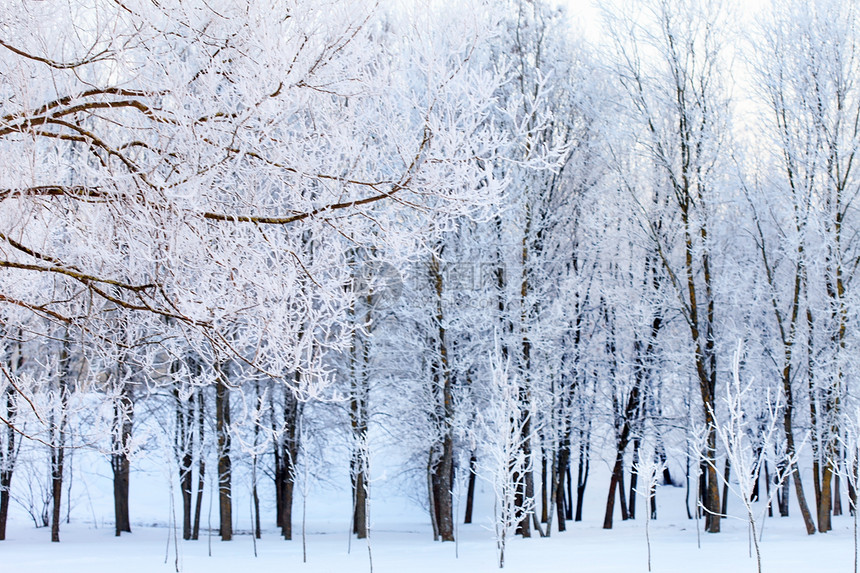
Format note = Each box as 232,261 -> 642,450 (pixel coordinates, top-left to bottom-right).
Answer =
251,382 -> 261,540
514,430 -> 533,538
765,461 -> 773,517
848,457 -> 858,516
429,435 -> 455,541
50,337 -> 71,543
785,429 -> 815,532
215,368 -> 232,541
685,450 -> 692,520
751,449 -> 761,503
173,357 -> 197,542
276,384 -> 300,541
721,458 -> 730,517
575,436 -> 589,522
50,410 -> 67,543
703,430 -> 721,533
0,385 -> 17,541
618,468 -> 628,521
180,458 -> 193,539
526,455 -> 543,536
281,477 -> 295,540
176,385 -> 193,540
111,451 -> 131,536
777,460 -> 790,517
603,456 -> 623,529
602,422 -> 633,527
567,466 -> 574,520
427,250 -> 455,542
352,465 -> 367,539
273,392 -> 283,530
813,457 -> 822,513
657,440 -> 672,486
464,452 -> 477,524
253,479 -> 261,539
112,380 -> 133,537
541,454 -> 548,523
350,366 -> 368,540
0,468 -> 10,541
819,464 -> 834,532
349,291 -> 371,541
555,441 -> 569,531
191,388 -> 205,541
51,448 -> 64,543
834,470 -> 842,517
517,202 -> 533,541
629,437 -> 640,520
0,464 -> 11,541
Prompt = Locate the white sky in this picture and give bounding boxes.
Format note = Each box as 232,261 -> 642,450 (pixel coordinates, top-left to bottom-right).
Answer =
557,0 -> 767,43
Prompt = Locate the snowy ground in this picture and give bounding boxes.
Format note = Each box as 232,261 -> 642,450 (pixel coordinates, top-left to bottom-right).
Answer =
2,512 -> 856,573
3,474 -> 857,573
2,445 -> 854,573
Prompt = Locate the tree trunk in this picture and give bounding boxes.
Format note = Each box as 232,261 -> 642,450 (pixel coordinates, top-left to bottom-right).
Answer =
819,463 -> 834,532
541,454 -> 548,523
547,449 -> 557,536
703,431 -> 720,533
555,441 -> 569,531
278,384 -> 300,540
0,385 -> 17,541
350,391 -> 368,540
252,471 -> 261,539
352,464 -> 368,539
685,449 -> 692,520
51,448 -> 64,543
0,337 -> 22,541
751,448 -> 761,503
602,395 -> 638,527
657,439 -> 672,485
0,467 -> 10,541
783,405 -> 816,533
176,385 -> 193,540
514,431 -> 533,538
629,438 -> 640,520
111,450 -> 131,537
350,372 -> 368,540
191,388 -> 205,541
430,435 -> 455,541
849,457 -> 858,516
777,460 -> 790,517
251,382 -> 261,540
282,476 -> 295,540
575,437 -> 589,522
112,379 -> 133,537
428,455 -> 438,540
603,455 -> 623,529
834,473 -> 843,517
464,452 -> 477,524
765,461 -> 773,517
349,287 -> 371,540
215,367 -> 232,541
51,336 -> 71,543
428,250 -> 455,542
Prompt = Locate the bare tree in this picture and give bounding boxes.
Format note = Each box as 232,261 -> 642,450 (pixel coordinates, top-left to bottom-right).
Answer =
606,0 -> 733,532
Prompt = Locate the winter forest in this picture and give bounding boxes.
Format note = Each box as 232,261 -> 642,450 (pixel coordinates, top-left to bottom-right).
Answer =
1,0 -> 860,571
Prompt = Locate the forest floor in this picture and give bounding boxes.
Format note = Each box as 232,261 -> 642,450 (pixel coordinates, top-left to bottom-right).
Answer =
3,495 -> 856,573
2,450 -> 855,573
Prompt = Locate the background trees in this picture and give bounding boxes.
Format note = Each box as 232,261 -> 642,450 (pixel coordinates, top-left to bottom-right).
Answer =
604,0 -> 734,533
